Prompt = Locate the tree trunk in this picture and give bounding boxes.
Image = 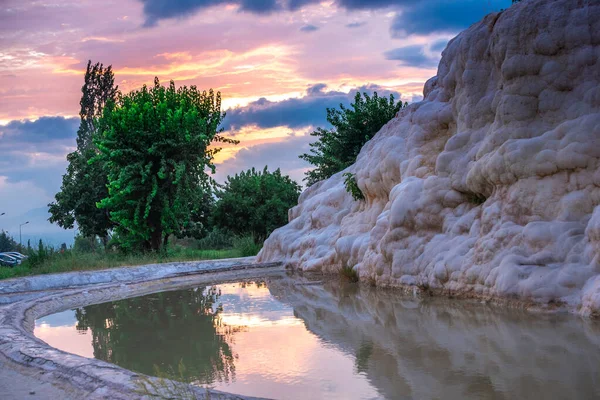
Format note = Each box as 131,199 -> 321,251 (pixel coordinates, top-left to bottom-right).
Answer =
150,229 -> 162,252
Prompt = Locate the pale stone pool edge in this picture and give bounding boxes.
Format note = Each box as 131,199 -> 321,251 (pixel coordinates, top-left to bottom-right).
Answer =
0,258 -> 284,400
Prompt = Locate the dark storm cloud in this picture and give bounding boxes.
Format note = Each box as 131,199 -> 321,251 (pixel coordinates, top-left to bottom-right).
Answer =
384,45 -> 438,68
222,83 -> 401,131
300,24 -> 319,32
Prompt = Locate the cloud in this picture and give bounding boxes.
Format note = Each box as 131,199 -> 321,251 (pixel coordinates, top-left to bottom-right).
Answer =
214,133 -> 313,185
345,21 -> 366,28
223,83 -> 401,131
1,117 -> 78,144
0,117 -> 79,244
336,0 -> 408,9
0,117 -> 78,195
137,0 -> 512,38
239,0 -> 280,13
138,0 -> 402,25
140,0 -> 283,26
430,38 -> 449,53
390,0 -> 511,37
300,24 -> 319,32
384,45 -> 438,68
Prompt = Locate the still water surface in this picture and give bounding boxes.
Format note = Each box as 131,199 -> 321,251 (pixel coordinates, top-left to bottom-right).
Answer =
35,278 -> 600,399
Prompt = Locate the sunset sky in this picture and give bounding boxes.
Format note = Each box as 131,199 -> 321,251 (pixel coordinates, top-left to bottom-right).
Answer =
0,0 -> 510,243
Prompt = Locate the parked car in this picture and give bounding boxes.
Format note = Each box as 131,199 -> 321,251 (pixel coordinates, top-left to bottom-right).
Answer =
0,253 -> 18,267
3,252 -> 28,261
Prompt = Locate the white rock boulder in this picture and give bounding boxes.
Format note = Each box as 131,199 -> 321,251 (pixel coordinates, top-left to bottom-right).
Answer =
258,0 -> 600,316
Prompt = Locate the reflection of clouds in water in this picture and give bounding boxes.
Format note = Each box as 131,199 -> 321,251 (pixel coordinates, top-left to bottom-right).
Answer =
209,282 -> 292,323
220,314 -> 301,328
34,323 -> 94,359
36,309 -> 78,328
210,309 -> 381,399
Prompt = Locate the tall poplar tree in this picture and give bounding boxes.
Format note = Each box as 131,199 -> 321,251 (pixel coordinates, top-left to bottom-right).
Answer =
49,61 -> 118,244
95,78 -> 236,251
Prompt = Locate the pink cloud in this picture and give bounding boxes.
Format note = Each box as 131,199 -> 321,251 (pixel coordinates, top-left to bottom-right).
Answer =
1,0 -> 441,122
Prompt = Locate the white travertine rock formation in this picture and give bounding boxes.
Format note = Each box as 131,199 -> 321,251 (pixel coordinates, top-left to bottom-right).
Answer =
257,0 -> 600,316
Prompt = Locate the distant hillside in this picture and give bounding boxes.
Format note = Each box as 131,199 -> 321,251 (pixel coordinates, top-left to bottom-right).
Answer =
1,207 -> 75,247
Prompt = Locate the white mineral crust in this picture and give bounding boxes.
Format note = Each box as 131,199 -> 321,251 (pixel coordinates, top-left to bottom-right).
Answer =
257,0 -> 600,316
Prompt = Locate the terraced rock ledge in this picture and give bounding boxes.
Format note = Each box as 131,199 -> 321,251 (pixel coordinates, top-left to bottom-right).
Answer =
0,258 -> 283,399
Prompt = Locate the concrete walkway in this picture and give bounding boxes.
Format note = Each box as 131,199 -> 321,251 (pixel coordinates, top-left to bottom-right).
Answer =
0,354 -> 82,400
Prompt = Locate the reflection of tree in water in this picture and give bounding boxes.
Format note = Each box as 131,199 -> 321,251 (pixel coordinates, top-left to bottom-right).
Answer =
75,286 -> 241,385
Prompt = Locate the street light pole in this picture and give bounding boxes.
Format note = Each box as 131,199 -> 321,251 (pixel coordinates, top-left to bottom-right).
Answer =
19,221 -> 29,247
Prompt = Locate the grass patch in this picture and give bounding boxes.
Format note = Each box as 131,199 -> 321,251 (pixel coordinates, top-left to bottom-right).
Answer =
232,236 -> 262,257
0,238 -> 262,281
340,264 -> 359,283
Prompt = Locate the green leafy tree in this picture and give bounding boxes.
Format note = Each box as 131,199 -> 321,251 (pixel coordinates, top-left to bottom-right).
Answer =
49,61 -> 118,245
0,231 -> 18,252
95,78 -> 236,251
300,92 -> 406,186
176,190 -> 215,241
212,167 -> 301,242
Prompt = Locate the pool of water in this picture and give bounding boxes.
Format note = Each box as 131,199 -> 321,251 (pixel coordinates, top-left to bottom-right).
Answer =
35,278 -> 600,400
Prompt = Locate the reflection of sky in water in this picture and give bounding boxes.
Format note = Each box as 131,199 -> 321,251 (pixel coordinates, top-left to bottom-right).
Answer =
36,309 -> 94,358
37,309 -> 78,328
211,283 -> 297,326
34,280 -> 600,400
35,282 -> 382,400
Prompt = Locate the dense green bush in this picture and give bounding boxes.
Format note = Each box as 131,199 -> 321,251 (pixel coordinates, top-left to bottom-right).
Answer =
212,167 -> 301,242
342,172 -> 364,201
